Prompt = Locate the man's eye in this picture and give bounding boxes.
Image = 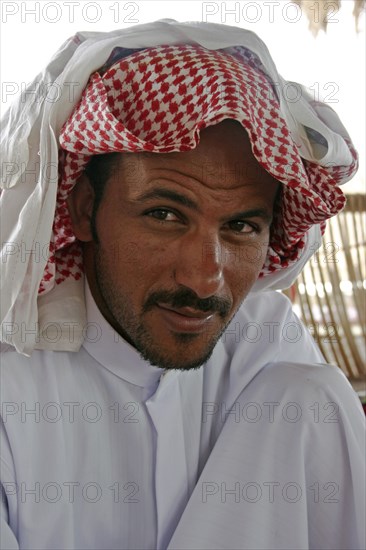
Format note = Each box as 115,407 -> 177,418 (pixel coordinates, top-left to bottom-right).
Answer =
147,209 -> 179,222
227,220 -> 257,234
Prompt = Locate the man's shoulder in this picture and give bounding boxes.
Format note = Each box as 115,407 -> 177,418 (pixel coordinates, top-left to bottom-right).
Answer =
1,347 -> 71,371
245,360 -> 365,424
0,346 -> 85,403
255,360 -> 354,394
218,290 -> 323,380
221,289 -> 296,355
236,289 -> 293,322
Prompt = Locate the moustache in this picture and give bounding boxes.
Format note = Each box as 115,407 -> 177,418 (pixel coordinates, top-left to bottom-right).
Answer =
143,288 -> 232,318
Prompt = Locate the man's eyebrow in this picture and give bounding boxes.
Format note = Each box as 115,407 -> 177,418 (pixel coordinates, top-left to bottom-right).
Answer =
135,187 -> 273,224
135,188 -> 199,210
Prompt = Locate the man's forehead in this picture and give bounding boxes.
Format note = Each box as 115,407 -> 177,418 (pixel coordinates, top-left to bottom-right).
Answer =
118,156 -> 279,192
112,121 -> 279,190
109,159 -> 280,211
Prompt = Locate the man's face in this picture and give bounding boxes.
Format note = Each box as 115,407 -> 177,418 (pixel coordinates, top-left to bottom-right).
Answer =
71,119 -> 279,370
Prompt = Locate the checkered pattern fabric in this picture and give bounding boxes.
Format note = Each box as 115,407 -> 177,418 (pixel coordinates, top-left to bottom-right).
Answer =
39,44 -> 358,294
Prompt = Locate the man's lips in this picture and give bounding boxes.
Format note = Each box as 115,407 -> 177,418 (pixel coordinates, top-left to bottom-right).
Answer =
155,303 -> 216,333
158,304 -> 214,318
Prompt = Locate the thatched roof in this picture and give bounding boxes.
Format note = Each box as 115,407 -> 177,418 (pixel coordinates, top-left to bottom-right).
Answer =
293,0 -> 365,35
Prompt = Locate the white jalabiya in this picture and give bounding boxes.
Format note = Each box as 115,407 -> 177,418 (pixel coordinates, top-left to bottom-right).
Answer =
1,281 -> 365,550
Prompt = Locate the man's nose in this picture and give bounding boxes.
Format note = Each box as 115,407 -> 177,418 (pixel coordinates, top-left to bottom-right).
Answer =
173,234 -> 225,299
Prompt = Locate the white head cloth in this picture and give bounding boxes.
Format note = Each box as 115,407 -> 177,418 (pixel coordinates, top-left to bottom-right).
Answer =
0,19 -> 358,355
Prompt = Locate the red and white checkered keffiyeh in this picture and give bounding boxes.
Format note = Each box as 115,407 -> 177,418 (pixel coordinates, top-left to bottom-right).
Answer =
41,43 -> 358,295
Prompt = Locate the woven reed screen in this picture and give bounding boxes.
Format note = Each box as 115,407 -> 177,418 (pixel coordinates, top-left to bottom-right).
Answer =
284,194 -> 365,382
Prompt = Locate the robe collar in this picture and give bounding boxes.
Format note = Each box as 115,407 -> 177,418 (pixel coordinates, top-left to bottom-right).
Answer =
82,277 -> 164,391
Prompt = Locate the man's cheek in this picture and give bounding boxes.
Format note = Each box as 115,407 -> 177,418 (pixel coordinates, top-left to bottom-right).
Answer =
104,241 -> 146,267
108,242 -> 141,265
244,241 -> 269,268
223,240 -> 269,272
106,241 -> 170,268
231,245 -> 269,299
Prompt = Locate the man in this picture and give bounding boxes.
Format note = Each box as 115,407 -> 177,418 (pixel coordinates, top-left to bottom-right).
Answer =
1,19 -> 364,550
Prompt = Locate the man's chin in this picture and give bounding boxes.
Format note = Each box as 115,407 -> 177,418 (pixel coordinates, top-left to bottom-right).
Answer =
135,331 -> 220,371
